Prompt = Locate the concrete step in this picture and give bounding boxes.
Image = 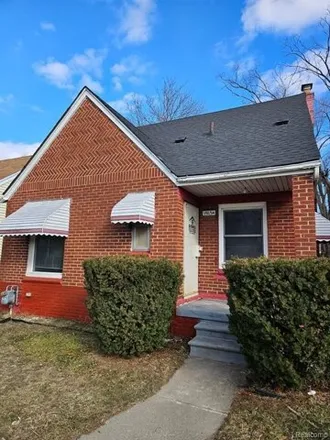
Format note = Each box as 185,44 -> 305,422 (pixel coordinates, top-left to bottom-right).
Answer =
190,345 -> 246,365
189,335 -> 241,353
188,335 -> 245,365
195,320 -> 237,341
177,305 -> 229,322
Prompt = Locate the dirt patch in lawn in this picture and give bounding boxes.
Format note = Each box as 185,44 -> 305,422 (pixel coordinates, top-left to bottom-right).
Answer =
0,321 -> 187,440
216,389 -> 330,440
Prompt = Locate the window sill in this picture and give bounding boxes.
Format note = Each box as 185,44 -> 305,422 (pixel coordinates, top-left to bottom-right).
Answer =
23,274 -> 63,284
130,251 -> 151,256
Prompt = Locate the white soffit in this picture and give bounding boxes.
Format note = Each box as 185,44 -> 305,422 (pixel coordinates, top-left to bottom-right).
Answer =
182,176 -> 292,197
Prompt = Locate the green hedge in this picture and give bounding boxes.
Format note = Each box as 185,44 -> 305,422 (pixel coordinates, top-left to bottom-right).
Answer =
83,256 -> 182,356
224,258 -> 330,389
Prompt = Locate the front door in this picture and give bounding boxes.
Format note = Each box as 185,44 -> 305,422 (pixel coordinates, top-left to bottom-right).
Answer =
183,203 -> 200,297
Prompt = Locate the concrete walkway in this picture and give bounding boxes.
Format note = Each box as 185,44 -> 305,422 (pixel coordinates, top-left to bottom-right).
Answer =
80,358 -> 245,440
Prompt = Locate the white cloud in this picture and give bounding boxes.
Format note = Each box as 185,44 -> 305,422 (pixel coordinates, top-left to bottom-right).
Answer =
33,48 -> 107,92
0,141 -> 39,160
112,76 -> 123,91
0,94 -> 14,105
109,92 -> 144,114
78,74 -> 104,94
110,55 -> 154,91
111,55 -> 153,76
34,60 -> 72,89
29,105 -> 43,113
117,0 -> 156,45
263,49 -> 328,97
242,0 -> 330,38
0,94 -> 14,113
226,56 -> 256,75
40,21 -> 56,32
69,48 -> 106,79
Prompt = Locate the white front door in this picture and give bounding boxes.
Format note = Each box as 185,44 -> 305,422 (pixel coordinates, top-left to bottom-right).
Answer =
183,203 -> 200,297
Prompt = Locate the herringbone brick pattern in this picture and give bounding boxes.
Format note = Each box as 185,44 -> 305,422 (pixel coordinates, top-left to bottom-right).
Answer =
0,97 -> 184,322
26,99 -> 153,184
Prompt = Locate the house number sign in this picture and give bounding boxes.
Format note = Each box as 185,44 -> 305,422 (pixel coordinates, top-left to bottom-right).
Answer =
202,210 -> 216,217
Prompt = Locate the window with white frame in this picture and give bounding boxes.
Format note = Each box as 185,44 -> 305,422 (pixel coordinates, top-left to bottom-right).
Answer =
219,202 -> 268,265
132,224 -> 150,251
27,236 -> 65,278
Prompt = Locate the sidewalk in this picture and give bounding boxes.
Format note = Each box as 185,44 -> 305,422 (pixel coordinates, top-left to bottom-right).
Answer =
80,357 -> 246,440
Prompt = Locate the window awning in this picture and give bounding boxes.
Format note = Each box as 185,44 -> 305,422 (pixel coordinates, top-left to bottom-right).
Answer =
0,199 -> 71,237
111,192 -> 155,225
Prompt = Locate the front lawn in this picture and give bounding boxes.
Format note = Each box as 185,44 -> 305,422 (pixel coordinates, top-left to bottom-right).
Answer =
217,389 -> 330,439
0,321 -> 187,440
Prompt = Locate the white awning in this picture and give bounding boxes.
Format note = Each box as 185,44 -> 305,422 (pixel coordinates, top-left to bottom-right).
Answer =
111,192 -> 155,225
316,212 -> 330,242
0,199 -> 71,236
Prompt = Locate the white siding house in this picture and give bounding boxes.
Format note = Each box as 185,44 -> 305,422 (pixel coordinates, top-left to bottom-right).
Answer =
0,173 -> 19,258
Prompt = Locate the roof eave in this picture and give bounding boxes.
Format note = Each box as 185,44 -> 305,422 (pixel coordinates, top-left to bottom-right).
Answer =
177,160 -> 321,186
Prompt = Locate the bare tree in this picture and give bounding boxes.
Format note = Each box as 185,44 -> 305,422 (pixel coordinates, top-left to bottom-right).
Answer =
127,78 -> 204,126
219,11 -> 330,218
219,64 -> 303,103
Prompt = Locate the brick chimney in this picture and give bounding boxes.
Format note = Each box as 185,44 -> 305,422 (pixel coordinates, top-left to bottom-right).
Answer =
301,83 -> 314,124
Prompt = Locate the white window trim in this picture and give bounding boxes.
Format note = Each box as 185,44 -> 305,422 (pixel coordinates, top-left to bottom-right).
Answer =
26,236 -> 63,279
218,202 -> 268,267
131,225 -> 151,251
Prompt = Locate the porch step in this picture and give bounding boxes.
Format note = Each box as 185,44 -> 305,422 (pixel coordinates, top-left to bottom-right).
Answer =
194,320 -> 237,341
189,335 -> 246,365
176,300 -> 229,322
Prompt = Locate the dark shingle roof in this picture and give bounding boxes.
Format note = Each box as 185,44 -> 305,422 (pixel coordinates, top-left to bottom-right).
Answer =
137,93 -> 319,177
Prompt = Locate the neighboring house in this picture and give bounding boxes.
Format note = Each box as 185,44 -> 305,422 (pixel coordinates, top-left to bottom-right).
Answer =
0,156 -> 31,258
316,212 -> 330,256
0,84 -> 320,327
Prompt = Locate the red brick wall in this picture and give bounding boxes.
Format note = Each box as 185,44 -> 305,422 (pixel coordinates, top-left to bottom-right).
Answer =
0,98 -> 184,321
292,174 -> 316,257
170,316 -> 198,338
198,190 -> 308,294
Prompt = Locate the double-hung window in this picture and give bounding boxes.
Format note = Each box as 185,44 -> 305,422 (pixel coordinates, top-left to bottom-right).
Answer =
27,236 -> 65,278
219,202 -> 268,266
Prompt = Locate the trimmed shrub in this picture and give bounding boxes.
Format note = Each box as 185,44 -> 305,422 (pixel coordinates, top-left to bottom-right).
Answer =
224,258 -> 330,389
83,255 -> 182,356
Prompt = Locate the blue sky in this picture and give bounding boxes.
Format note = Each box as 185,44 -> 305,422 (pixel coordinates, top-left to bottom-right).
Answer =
0,0 -> 329,159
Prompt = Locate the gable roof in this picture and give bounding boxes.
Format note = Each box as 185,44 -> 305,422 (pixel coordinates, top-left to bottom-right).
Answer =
2,88 -> 320,200
138,94 -> 319,177
0,156 -> 31,181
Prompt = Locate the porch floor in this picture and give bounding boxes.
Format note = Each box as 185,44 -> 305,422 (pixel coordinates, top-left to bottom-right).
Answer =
176,299 -> 229,321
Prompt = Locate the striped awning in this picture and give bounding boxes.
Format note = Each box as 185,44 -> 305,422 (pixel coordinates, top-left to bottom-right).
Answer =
0,199 -> 71,236
111,192 -> 155,225
316,212 -> 330,242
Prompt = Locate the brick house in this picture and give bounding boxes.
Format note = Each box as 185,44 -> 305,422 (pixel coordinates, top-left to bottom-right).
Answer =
0,84 -> 320,330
